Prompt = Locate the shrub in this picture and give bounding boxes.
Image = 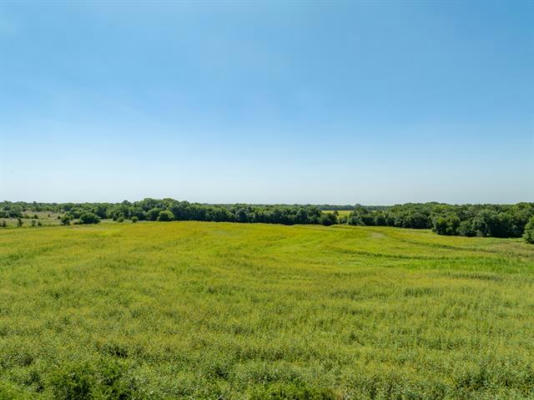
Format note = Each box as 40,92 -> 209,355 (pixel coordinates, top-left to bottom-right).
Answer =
61,214 -> 72,226
524,216 -> 534,244
319,213 -> 337,226
458,220 -> 476,237
131,216 -> 138,223
50,362 -> 95,400
147,208 -> 161,221
157,210 -> 175,222
433,214 -> 460,235
117,216 -> 125,223
49,360 -> 141,400
17,218 -> 23,227
250,383 -> 337,400
79,212 -> 101,224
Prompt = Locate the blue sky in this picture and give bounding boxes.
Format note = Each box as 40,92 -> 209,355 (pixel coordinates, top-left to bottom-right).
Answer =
1,1 -> 532,204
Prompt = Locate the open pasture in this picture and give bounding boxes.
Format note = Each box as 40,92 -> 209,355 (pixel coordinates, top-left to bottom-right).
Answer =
0,212 -> 63,228
0,222 -> 533,399
322,210 -> 352,218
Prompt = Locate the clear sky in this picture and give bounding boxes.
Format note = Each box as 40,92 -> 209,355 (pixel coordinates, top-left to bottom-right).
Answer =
1,1 -> 532,204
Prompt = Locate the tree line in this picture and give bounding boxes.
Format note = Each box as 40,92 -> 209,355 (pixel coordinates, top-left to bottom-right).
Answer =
344,202 -> 534,242
1,200 -> 533,243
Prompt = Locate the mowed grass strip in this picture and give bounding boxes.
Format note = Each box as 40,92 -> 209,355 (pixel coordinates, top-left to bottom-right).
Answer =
0,222 -> 533,399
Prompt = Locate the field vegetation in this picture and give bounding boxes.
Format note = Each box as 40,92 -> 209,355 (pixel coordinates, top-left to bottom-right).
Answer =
0,221 -> 533,399
2,200 -> 533,243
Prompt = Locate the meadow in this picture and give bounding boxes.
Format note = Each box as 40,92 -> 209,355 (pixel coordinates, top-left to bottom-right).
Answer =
322,210 -> 352,218
0,212 -> 63,228
0,221 -> 533,399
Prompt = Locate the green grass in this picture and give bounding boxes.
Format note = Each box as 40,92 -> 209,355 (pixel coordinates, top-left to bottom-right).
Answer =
322,210 -> 352,217
0,222 -> 533,399
0,212 -> 63,228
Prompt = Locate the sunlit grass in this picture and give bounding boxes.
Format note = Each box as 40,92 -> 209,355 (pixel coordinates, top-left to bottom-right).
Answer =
0,222 -> 533,399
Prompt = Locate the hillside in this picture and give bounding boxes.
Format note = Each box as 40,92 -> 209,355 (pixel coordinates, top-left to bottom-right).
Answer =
0,222 -> 533,399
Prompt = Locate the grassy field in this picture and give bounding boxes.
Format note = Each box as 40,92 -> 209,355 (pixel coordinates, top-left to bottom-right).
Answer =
322,210 -> 352,218
0,222 -> 533,399
0,212 -> 63,228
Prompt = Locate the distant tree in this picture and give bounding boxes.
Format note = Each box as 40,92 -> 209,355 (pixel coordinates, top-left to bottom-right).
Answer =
338,215 -> 348,224
61,214 -> 72,226
131,216 -> 138,223
433,214 -> 460,235
319,212 -> 337,226
157,210 -> 175,222
1,220 -> 6,228
147,208 -> 161,221
295,208 -> 308,224
471,209 -> 514,237
79,212 -> 100,224
17,218 -> 23,227
348,214 -> 363,226
130,207 -> 146,221
8,207 -> 23,218
524,216 -> 534,244
235,208 -> 249,223
117,216 -> 125,223
94,204 -> 108,219
31,219 -> 37,227
458,220 -> 476,237
374,213 -> 387,226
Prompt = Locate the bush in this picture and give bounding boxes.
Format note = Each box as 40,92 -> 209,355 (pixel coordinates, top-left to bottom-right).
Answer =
319,213 -> 337,226
61,214 -> 72,226
131,216 -> 138,223
250,383 -> 337,400
117,216 -> 125,223
458,220 -> 476,237
433,214 -> 460,235
157,210 -> 175,222
50,362 -> 94,400
147,208 -> 161,221
524,216 -> 534,244
49,360 -> 141,400
79,212 -> 101,224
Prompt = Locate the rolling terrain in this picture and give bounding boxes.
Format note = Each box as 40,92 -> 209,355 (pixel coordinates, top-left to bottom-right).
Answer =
0,222 -> 533,399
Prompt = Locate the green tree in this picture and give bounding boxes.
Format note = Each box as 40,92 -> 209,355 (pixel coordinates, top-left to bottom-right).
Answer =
79,212 -> 100,224
157,210 -> 175,221
319,212 -> 337,226
147,208 -> 161,221
458,220 -> 475,237
433,214 -> 460,235
235,208 -> 249,223
524,216 -> 534,244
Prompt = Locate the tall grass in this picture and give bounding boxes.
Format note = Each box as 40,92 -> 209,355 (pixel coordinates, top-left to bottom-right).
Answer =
0,222 -> 533,399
